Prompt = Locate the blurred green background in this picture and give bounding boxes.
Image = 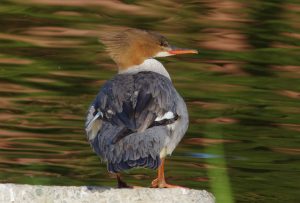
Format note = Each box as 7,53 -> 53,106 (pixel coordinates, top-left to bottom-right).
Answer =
0,0 -> 300,202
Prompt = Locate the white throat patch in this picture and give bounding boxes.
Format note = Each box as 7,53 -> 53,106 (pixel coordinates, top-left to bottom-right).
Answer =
154,51 -> 173,57
119,59 -> 171,80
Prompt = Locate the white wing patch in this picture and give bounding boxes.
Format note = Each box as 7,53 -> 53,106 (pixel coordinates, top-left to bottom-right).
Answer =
85,106 -> 103,141
155,111 -> 174,121
86,111 -> 102,131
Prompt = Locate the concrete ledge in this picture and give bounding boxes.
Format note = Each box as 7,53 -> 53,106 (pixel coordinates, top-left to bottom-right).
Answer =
0,183 -> 214,203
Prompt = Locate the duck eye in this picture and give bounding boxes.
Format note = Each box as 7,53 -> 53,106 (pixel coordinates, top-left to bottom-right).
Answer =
160,41 -> 168,47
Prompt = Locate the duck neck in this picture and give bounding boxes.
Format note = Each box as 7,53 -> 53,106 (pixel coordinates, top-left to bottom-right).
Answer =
118,59 -> 171,80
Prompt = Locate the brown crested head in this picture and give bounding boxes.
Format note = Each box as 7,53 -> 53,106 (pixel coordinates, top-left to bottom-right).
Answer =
100,28 -> 198,72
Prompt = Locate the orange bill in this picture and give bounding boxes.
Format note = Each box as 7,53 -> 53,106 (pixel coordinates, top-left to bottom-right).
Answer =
168,48 -> 198,55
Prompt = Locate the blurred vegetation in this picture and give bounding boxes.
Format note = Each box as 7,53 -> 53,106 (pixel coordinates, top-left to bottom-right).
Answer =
0,0 -> 300,203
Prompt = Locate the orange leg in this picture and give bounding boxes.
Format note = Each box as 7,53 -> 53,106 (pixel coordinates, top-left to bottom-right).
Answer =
116,174 -> 143,188
116,174 -> 131,188
151,158 -> 187,188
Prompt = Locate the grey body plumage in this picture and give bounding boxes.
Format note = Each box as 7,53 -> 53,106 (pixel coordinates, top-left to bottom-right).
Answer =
85,70 -> 188,173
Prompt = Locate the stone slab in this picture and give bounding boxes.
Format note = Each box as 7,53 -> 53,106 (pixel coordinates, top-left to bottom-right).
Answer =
0,183 -> 215,203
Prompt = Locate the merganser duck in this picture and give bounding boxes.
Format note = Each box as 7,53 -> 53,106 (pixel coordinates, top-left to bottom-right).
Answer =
85,28 -> 198,188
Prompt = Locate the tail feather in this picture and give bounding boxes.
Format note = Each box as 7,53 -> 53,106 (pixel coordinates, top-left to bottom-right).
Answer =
108,155 -> 161,173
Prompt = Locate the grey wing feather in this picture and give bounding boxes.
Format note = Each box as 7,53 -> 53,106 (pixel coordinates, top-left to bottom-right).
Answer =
91,72 -> 177,134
